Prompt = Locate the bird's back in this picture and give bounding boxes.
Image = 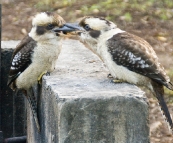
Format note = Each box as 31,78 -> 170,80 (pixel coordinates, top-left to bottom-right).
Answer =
107,32 -> 172,90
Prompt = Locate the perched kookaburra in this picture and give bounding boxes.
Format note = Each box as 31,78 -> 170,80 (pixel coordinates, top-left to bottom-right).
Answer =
71,16 -> 173,131
7,12 -> 79,131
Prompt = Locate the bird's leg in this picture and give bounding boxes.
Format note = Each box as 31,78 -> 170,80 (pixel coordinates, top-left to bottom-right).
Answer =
26,87 -> 40,132
37,70 -> 48,84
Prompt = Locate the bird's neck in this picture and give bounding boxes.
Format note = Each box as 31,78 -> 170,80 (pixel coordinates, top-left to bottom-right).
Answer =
38,38 -> 61,46
87,28 -> 125,58
99,28 -> 125,42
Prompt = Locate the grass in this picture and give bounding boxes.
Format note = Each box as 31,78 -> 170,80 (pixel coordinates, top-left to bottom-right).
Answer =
32,0 -> 173,22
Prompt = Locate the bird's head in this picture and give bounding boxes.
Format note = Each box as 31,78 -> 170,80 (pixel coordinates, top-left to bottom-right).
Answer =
76,16 -> 117,45
29,12 -> 79,42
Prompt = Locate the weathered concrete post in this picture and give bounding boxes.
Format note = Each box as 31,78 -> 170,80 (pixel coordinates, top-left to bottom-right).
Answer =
2,40 -> 150,143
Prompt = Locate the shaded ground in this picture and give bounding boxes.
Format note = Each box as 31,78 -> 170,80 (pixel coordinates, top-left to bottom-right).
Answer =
2,0 -> 173,142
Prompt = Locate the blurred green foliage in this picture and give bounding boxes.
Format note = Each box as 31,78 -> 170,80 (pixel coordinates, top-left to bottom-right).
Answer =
34,0 -> 173,21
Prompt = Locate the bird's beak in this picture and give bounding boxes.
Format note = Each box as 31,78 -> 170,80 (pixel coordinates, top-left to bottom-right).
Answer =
52,23 -> 83,33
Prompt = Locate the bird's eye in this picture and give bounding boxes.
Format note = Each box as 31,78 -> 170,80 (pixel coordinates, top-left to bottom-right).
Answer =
47,24 -> 55,30
84,24 -> 91,31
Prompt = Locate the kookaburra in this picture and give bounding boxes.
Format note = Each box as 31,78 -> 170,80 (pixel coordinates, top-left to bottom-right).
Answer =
68,16 -> 173,131
7,12 -> 79,131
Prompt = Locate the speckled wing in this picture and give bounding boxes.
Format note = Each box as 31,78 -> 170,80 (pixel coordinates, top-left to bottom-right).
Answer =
107,32 -> 172,89
7,35 -> 37,89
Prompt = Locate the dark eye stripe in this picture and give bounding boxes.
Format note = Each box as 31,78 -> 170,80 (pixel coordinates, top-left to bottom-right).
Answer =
36,26 -> 45,35
89,30 -> 101,38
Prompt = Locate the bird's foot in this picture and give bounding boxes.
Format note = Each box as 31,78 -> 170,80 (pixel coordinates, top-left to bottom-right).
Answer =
112,79 -> 124,83
107,74 -> 124,83
37,71 -> 48,84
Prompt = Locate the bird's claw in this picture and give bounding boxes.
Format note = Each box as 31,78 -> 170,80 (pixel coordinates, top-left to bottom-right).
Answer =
46,72 -> 50,76
107,74 -> 123,83
107,73 -> 113,78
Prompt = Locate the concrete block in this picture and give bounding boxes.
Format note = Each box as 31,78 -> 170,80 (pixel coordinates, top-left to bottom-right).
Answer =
1,41 -> 26,138
27,39 -> 149,143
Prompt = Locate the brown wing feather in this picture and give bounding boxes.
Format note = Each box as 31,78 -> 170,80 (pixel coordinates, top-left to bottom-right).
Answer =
107,32 -> 172,89
7,35 -> 37,89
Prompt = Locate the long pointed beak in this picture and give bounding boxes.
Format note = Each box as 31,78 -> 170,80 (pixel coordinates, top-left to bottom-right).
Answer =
52,23 -> 83,33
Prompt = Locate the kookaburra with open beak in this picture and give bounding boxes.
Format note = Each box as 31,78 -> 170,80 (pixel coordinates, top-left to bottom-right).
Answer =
7,12 -> 79,132
73,16 -> 173,132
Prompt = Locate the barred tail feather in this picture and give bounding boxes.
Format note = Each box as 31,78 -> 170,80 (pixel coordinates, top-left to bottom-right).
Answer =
156,93 -> 173,131
168,82 -> 173,90
152,82 -> 173,132
26,87 -> 40,132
